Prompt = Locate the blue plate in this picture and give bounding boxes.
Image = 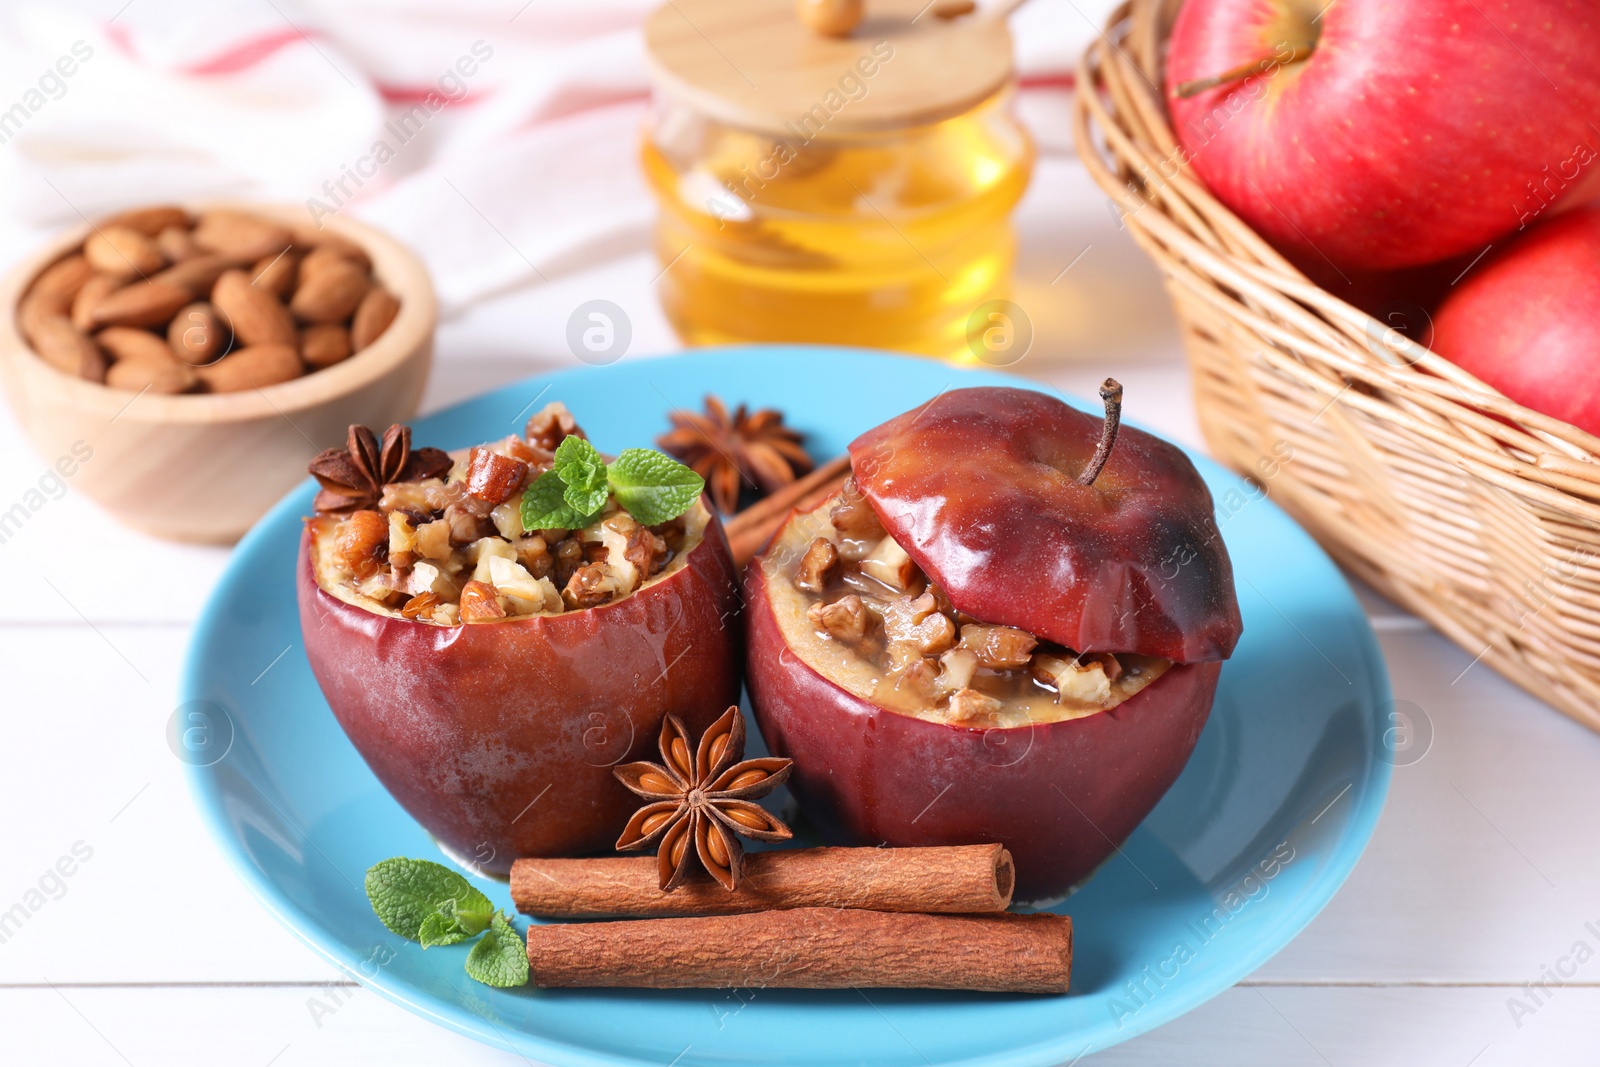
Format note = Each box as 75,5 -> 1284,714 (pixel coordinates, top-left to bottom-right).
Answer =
182,346 -> 1391,1065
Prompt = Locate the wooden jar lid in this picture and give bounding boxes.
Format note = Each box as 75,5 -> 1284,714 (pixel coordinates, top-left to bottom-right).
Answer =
643,0 -> 1016,136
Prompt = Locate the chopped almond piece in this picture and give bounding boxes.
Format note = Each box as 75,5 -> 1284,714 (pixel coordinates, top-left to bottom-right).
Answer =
860,536 -> 918,592
336,510 -> 388,579
459,580 -> 506,623
466,447 -> 530,506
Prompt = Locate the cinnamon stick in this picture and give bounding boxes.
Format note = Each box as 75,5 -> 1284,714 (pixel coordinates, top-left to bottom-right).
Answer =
511,844 -> 1013,919
526,907 -> 1071,991
724,453 -> 850,566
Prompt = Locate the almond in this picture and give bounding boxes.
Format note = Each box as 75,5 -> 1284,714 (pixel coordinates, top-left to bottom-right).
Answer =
156,225 -> 199,262
29,315 -> 107,381
300,323 -> 351,369
71,275 -> 122,332
96,326 -> 183,365
106,354 -> 196,394
212,269 -> 296,346
293,231 -> 372,274
101,205 -> 189,236
26,254 -> 93,310
192,211 -> 292,263
151,253 -> 232,297
88,280 -> 191,329
167,302 -> 227,364
250,249 -> 299,298
351,287 -> 400,350
196,342 -> 302,392
290,258 -> 367,323
17,293 -> 61,341
85,225 -> 164,280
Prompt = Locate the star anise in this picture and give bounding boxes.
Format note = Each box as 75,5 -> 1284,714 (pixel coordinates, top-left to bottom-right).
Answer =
657,396 -> 813,515
307,424 -> 453,514
614,706 -> 793,891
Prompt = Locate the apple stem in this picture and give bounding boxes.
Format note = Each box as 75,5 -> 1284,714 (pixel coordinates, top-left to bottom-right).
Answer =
1174,45 -> 1314,99
1078,378 -> 1123,488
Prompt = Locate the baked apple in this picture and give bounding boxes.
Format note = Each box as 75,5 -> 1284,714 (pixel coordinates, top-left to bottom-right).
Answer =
745,385 -> 1241,902
297,405 -> 741,875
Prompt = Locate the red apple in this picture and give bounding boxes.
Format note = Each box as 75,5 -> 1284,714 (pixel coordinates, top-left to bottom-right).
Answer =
297,500 -> 741,876
1165,0 -> 1600,273
1433,204 -> 1600,437
744,387 -> 1241,902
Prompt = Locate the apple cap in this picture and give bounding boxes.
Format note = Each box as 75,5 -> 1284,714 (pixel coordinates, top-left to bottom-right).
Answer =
847,386 -> 1243,663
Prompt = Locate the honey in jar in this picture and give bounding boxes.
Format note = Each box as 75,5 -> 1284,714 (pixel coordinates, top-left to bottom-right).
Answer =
642,0 -> 1034,360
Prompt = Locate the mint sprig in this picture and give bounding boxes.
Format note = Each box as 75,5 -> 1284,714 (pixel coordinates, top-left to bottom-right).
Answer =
519,439 -> 703,532
608,449 -> 706,526
365,857 -> 528,988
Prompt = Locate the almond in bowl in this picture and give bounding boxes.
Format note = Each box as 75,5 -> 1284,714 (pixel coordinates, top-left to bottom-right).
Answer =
0,203 -> 435,542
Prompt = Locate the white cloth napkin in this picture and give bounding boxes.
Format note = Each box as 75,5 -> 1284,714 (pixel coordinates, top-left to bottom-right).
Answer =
0,0 -> 1098,317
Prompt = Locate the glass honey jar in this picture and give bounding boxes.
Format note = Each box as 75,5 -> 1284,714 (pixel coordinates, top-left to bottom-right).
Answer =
642,0 -> 1034,361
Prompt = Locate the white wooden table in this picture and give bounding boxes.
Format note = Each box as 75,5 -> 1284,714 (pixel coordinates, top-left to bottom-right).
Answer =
5,118 -> 1600,1066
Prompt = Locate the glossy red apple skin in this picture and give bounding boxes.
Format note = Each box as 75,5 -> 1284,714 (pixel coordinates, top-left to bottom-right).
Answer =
1166,0 -> 1600,272
745,565 -> 1221,903
850,387 -> 1240,663
296,514 -> 741,876
1433,205 -> 1600,438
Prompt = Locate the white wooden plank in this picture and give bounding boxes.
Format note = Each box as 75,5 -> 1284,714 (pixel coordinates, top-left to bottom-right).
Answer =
3,983 -> 1597,1067
1255,627 -> 1600,983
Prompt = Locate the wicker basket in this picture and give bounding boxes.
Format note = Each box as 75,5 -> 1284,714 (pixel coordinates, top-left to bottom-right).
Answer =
1074,0 -> 1600,732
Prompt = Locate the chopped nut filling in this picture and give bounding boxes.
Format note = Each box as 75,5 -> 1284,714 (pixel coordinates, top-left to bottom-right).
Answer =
310,403 -> 702,625
766,478 -> 1173,728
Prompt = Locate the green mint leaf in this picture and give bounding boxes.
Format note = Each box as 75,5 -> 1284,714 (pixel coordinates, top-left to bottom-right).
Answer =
364,857 -> 495,943
519,469 -> 600,531
464,914 -> 529,988
563,461 -> 610,517
607,449 -> 705,526
553,436 -> 610,520
418,911 -> 471,948
552,434 -> 604,483
442,896 -> 494,937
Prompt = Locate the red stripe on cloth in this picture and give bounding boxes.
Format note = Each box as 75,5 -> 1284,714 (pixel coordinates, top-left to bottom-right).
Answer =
178,28 -> 323,77
375,82 -> 495,107
1019,72 -> 1076,92
103,22 -> 137,58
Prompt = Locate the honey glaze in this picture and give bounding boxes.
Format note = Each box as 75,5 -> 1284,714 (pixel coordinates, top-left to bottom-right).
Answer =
763,503 -> 1170,729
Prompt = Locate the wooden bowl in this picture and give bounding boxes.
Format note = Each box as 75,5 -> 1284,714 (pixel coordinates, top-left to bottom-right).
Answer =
0,203 -> 435,543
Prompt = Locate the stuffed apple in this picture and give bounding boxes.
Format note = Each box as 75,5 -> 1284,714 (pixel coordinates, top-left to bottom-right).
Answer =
297,405 -> 741,876
744,384 -> 1241,902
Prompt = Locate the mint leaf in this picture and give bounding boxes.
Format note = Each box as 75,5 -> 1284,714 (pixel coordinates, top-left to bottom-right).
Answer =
607,449 -> 704,526
364,858 -> 494,943
441,895 -> 494,937
564,460 -> 610,517
464,914 -> 529,988
418,895 -> 495,948
418,911 -> 470,948
553,436 -> 610,520
519,469 -> 600,531
552,434 -> 604,483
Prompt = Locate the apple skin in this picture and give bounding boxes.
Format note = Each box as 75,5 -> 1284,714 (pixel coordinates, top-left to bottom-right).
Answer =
1433,205 -> 1600,437
1166,0 -> 1600,272
744,565 -> 1221,903
850,387 -> 1240,663
296,514 -> 742,876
